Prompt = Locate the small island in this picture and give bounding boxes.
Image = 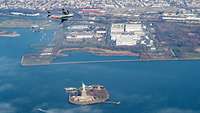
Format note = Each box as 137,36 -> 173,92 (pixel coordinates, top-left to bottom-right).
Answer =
0,31 -> 20,38
65,83 -> 110,105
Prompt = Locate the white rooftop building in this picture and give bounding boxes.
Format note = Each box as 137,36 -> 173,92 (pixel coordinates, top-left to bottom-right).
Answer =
111,24 -> 125,33
111,23 -> 145,46
68,25 -> 89,30
66,32 -> 94,39
112,33 -> 140,46
125,24 -> 143,32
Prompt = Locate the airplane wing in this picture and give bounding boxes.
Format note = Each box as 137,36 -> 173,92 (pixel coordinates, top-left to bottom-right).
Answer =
61,18 -> 68,23
47,11 -> 51,17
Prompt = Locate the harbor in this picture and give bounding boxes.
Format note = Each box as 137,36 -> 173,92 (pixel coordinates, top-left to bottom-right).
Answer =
1,0 -> 200,112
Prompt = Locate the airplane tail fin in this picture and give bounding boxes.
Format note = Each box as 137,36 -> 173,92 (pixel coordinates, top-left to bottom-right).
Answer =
47,11 -> 51,17
62,8 -> 69,15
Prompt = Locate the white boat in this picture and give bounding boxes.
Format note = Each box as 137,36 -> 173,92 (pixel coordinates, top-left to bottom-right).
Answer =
64,87 -> 77,91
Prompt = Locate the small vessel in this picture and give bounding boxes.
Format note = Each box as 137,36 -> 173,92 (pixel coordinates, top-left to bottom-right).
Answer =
64,83 -> 110,105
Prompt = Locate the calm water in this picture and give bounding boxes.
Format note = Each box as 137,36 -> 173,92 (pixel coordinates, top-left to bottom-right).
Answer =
0,28 -> 200,113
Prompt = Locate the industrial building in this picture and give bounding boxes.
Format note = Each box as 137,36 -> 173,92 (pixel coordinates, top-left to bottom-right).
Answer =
67,25 -> 89,31
64,29 -> 107,47
112,33 -> 141,46
66,32 -> 94,39
111,23 -> 145,46
162,12 -> 200,23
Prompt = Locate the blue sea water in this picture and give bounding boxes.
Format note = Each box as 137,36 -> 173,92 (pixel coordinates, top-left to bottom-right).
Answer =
0,27 -> 200,113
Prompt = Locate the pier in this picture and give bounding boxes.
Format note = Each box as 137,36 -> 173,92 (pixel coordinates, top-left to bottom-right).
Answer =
21,58 -> 200,66
21,59 -> 139,66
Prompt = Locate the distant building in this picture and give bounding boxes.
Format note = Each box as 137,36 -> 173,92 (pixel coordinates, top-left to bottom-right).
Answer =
112,33 -> 140,46
68,25 -> 89,31
111,23 -> 145,46
66,32 -> 94,39
125,24 -> 143,32
111,24 -> 125,33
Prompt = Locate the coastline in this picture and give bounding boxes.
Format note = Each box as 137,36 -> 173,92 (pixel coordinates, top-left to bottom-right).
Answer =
21,56 -> 200,66
21,47 -> 200,67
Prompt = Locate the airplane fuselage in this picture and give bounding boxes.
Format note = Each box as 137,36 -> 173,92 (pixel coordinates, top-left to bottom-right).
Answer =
49,13 -> 74,20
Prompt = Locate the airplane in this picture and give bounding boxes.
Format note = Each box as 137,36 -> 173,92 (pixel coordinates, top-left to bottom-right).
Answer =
47,8 -> 74,23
